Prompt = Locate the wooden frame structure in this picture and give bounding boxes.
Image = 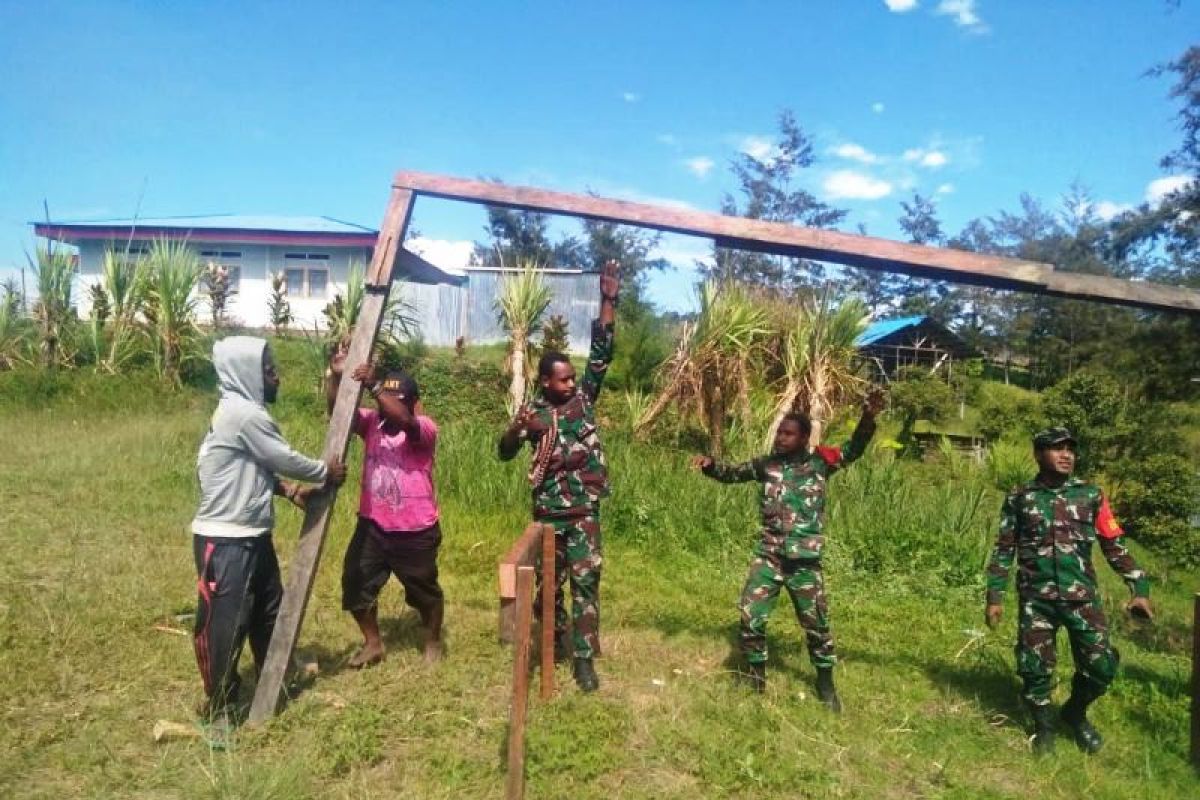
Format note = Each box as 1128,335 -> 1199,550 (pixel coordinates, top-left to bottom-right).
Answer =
249,169 -> 1200,734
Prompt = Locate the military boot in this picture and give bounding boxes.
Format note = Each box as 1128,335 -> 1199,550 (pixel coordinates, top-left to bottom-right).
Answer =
1028,703 -> 1056,756
573,657 -> 599,693
815,667 -> 842,714
742,662 -> 766,694
1061,675 -> 1103,754
553,630 -> 571,664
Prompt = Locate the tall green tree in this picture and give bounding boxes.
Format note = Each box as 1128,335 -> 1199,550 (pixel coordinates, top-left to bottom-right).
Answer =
705,111 -> 847,291
894,193 -> 955,320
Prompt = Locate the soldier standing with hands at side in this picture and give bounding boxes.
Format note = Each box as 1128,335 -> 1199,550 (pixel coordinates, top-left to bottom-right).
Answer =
985,426 -> 1153,755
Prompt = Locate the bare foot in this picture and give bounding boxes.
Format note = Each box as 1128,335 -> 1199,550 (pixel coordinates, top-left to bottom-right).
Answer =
348,642 -> 385,669
423,639 -> 444,664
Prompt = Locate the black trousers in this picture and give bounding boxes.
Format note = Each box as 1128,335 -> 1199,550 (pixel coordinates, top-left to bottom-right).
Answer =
341,518 -> 443,622
192,534 -> 282,715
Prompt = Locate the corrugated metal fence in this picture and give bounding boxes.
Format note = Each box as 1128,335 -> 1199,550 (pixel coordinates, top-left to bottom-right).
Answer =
400,269 -> 600,353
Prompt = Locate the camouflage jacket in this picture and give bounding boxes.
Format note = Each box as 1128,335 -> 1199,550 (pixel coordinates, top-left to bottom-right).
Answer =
702,417 -> 876,560
505,320 -> 613,520
986,477 -> 1150,605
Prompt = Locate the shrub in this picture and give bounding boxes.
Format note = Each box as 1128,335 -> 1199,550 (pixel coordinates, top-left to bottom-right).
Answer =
1041,371 -> 1130,473
975,382 -> 1043,442
1112,453 -> 1200,566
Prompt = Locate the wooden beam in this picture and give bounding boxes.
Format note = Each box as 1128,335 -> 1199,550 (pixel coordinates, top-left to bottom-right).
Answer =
1192,592 -> 1199,768
392,170 -> 1200,316
540,524 -> 555,700
499,522 -> 547,643
505,565 -> 535,800
248,187 -> 416,725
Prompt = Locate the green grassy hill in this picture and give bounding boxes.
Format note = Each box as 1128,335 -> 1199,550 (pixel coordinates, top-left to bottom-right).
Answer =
1,358 -> 1196,799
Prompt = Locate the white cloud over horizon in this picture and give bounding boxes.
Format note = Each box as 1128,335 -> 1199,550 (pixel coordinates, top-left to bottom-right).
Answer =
684,156 -> 715,178
407,236 -> 473,276
884,0 -> 918,12
1146,175 -> 1195,205
903,147 -> 949,168
936,0 -> 987,32
823,170 -> 894,200
831,142 -> 881,164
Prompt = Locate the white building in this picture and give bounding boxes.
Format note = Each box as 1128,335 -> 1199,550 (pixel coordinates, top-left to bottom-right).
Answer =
34,214 -> 454,330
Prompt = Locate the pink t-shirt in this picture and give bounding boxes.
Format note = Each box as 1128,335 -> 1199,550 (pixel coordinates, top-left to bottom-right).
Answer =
353,408 -> 439,532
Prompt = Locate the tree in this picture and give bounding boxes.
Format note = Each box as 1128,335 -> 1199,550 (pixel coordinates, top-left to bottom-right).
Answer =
471,205 -> 557,269
705,111 -> 847,290
894,194 -> 955,320
494,261 -> 552,415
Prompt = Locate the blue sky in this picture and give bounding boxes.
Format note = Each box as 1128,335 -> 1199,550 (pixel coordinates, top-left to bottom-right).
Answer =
1,1 -> 1196,311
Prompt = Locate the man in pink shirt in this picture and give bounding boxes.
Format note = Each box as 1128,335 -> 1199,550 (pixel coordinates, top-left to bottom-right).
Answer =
327,355 -> 443,666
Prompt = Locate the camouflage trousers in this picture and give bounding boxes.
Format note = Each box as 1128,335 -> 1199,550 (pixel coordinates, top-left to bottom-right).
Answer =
534,514 -> 602,659
1016,596 -> 1118,706
739,555 -> 835,669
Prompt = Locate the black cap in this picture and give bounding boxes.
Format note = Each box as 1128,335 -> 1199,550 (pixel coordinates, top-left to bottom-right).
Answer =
378,371 -> 419,401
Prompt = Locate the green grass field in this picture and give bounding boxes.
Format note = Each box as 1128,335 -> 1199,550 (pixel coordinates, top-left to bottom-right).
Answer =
1,362 -> 1197,799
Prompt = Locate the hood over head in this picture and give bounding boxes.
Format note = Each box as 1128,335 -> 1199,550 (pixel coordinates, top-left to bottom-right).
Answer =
214,336 -> 268,404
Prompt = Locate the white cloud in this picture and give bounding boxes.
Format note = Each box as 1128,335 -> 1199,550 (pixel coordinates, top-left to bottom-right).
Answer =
885,0 -> 919,11
1145,175 -> 1195,205
936,0 -> 987,32
872,102 -> 885,114
1092,200 -> 1132,220
921,150 -> 948,168
831,142 -> 880,164
936,183 -> 955,195
406,237 -> 473,276
684,156 -> 715,178
902,147 -> 949,168
622,91 -> 640,103
823,170 -> 894,200
739,135 -> 780,162
656,133 -> 677,146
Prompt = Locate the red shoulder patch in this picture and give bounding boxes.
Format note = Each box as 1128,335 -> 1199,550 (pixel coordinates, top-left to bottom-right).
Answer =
815,445 -> 843,468
1095,496 -> 1124,539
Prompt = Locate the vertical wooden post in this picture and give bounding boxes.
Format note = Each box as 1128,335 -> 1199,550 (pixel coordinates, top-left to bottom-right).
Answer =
540,523 -> 555,700
248,187 -> 415,725
1191,592 -> 1199,768
505,565 -> 535,800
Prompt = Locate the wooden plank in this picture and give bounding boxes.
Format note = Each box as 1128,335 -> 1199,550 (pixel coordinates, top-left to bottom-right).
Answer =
540,523 -> 555,700
1192,592 -> 1199,767
247,187 -> 415,725
505,565 -> 535,800
499,523 -> 545,644
392,170 -> 1200,315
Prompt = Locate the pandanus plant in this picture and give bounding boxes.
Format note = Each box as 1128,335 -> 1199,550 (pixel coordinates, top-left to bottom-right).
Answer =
143,237 -> 202,384
27,243 -> 77,370
99,247 -> 149,373
636,281 -> 773,457
494,259 -> 552,416
765,286 -> 869,448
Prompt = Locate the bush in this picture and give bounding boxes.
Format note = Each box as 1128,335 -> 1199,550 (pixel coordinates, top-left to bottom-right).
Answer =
1041,371 -> 1130,473
1112,453 -> 1200,566
975,382 -> 1043,442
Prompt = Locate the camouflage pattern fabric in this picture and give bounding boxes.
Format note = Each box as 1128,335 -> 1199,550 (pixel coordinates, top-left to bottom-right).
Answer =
534,514 -> 602,659
739,555 -> 834,668
522,320 -> 613,519
986,477 -> 1147,705
702,417 -> 875,560
1017,596 -> 1118,705
986,478 -> 1150,605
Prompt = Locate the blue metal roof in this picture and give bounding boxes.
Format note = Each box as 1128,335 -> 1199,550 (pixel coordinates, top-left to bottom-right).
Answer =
35,214 -> 376,234
856,315 -> 928,346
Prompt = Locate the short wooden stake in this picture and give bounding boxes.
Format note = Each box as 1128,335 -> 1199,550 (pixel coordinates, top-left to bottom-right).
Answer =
505,565 -> 535,800
540,523 -> 555,700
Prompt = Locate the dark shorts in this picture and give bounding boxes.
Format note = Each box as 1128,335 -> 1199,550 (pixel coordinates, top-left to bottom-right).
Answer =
341,517 -> 443,615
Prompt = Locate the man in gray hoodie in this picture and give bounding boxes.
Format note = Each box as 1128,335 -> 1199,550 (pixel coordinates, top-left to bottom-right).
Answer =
191,336 -> 346,722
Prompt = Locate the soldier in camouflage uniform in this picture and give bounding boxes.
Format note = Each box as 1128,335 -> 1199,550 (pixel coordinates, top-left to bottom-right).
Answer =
692,390 -> 885,710
985,426 -> 1153,755
498,260 -> 620,692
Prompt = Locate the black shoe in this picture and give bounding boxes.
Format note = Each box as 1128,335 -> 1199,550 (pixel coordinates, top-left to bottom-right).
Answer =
742,662 -> 766,694
815,667 -> 842,714
573,657 -> 599,692
1029,703 -> 1056,756
1061,675 -> 1104,754
554,631 -> 570,664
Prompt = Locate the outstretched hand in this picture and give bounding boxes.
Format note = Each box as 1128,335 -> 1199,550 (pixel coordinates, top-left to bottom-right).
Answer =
1128,596 -> 1154,621
508,406 -> 535,436
863,387 -> 886,418
599,259 -> 621,301
690,455 -> 714,471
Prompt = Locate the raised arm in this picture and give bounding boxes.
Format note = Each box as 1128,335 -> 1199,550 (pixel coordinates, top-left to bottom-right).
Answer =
352,364 -> 421,442
692,455 -> 764,484
498,406 -> 534,461
580,260 -> 620,403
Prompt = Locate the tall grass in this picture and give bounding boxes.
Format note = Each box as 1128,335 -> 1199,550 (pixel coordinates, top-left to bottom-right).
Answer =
99,247 -> 149,373
27,242 -> 77,369
144,238 -> 202,384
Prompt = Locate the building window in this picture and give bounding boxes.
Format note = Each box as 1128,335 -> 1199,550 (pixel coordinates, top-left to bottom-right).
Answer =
283,267 -> 328,298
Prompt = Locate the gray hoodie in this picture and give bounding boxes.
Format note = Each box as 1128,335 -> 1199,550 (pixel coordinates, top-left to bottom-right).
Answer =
191,336 -> 328,539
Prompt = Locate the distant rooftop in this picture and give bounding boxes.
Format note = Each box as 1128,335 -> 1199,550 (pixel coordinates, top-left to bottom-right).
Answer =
856,315 -> 927,347
34,214 -> 378,247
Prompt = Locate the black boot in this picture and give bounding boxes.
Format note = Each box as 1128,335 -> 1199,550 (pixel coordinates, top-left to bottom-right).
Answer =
553,630 -> 570,664
815,667 -> 842,714
1028,703 -> 1056,756
742,662 -> 767,694
1061,675 -> 1103,754
573,657 -> 599,692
